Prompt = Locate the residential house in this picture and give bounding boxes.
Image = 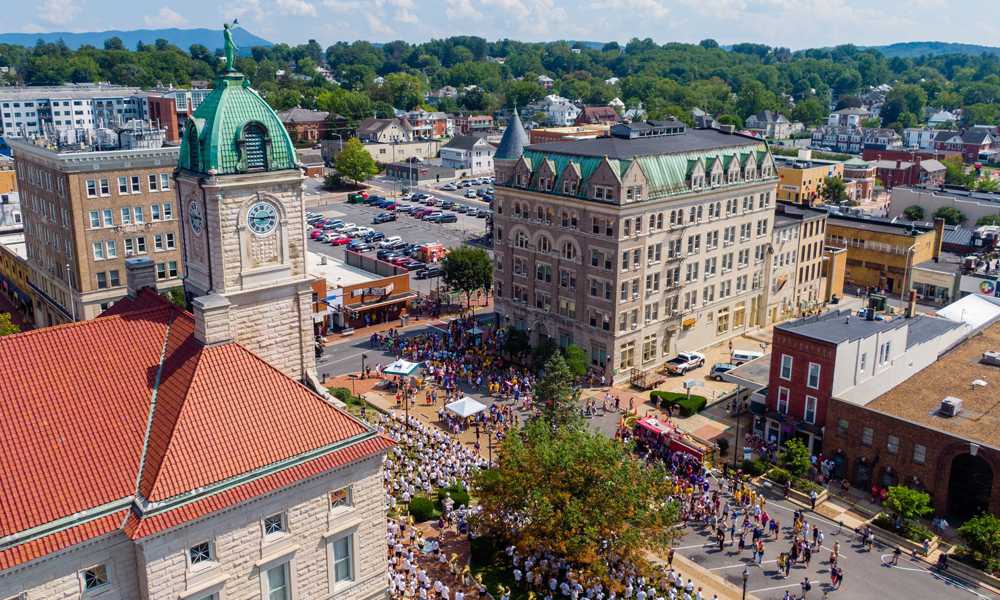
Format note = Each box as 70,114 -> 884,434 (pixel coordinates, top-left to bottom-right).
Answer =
811,126 -> 902,154
277,107 -> 333,142
402,109 -> 452,138
745,110 -> 791,139
872,158 -> 946,190
425,86 -> 458,105
355,118 -> 412,143
454,114 -> 494,135
904,128 -> 940,150
538,75 -> 554,88
928,110 -> 958,127
440,135 -> 496,176
574,106 -> 619,126
827,107 -> 872,127
932,129 -> 999,163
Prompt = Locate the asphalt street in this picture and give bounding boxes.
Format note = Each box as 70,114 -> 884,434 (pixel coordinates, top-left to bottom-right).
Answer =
678,472 -> 1000,600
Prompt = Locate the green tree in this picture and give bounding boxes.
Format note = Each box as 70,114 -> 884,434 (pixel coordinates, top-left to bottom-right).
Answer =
943,156 -> 976,187
977,177 -> 1000,192
820,176 -> 849,205
959,514 -> 1000,562
159,287 -> 186,309
976,215 -> 1000,227
859,117 -> 882,128
440,245 -> 493,312
791,98 -> 827,127
884,486 -> 933,529
699,39 -> 720,50
903,205 -> 925,221
934,206 -> 967,225
333,138 -> 379,185
0,313 -> 20,336
531,110 -> 548,125
533,352 -> 582,429
778,438 -> 812,477
501,327 -> 530,358
735,80 -> 776,121
717,114 -> 743,130
563,343 -> 588,378
531,337 -> 560,372
103,37 -> 124,51
472,418 -> 679,587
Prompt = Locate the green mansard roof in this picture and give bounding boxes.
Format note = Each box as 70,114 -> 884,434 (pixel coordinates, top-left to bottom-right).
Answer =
179,72 -> 297,175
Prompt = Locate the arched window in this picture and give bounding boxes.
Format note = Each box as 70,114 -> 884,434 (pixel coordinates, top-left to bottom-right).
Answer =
561,212 -> 569,227
657,213 -> 664,230
538,236 -> 550,253
697,205 -> 703,221
514,203 -> 522,218
562,241 -> 577,259
537,207 -> 544,221
669,211 -> 676,227
726,199 -> 732,216
689,207 -> 696,222
243,122 -> 268,170
515,232 -> 528,248
546,208 -> 554,223
186,126 -> 200,171
570,213 -> 578,229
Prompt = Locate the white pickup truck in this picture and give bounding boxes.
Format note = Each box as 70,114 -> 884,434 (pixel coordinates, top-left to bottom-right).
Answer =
665,351 -> 707,375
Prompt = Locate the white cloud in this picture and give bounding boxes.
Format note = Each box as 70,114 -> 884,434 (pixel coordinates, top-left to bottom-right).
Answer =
395,9 -> 421,24
21,22 -> 44,33
587,0 -> 668,18
445,0 -> 483,20
36,0 -> 82,25
277,0 -> 319,16
144,7 -> 188,27
366,12 -> 396,37
323,0 -> 364,10
221,0 -> 268,22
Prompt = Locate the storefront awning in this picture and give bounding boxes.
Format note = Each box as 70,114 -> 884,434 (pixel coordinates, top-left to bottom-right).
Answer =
345,291 -> 417,312
749,401 -> 767,416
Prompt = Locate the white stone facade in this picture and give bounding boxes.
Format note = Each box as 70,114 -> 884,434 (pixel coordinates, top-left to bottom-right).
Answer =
0,453 -> 388,600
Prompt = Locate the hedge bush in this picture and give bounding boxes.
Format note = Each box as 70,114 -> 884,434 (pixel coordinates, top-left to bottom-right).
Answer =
649,391 -> 708,417
329,387 -> 353,402
717,438 -> 730,456
740,459 -> 768,477
409,497 -> 435,522
469,536 -> 497,566
437,484 -> 471,510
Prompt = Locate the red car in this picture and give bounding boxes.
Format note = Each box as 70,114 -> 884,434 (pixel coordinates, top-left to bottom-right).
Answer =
310,230 -> 326,239
329,235 -> 352,246
425,199 -> 437,206
416,209 -> 434,217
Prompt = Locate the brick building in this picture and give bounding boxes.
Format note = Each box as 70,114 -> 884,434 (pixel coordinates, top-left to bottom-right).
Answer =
932,129 -> 999,163
773,152 -> 844,205
492,112 -> 778,374
841,156 -> 876,203
528,125 -> 610,144
861,148 -> 960,164
277,107 -> 338,142
573,106 -> 619,126
761,308 -> 963,455
825,311 -> 1000,518
9,132 -> 184,328
454,114 -> 494,135
872,158 -> 945,190
0,268 -> 393,600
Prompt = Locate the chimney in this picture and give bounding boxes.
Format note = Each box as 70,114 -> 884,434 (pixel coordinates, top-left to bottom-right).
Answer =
896,160 -> 902,169
907,289 -> 918,318
125,257 -> 157,298
933,217 -> 945,259
719,124 -> 735,134
193,294 -> 233,347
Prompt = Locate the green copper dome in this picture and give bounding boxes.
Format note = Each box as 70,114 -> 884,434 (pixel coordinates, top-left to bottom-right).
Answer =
179,72 -> 297,175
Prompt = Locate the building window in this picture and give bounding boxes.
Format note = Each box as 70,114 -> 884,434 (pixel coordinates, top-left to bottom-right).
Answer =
137,236 -> 147,253
118,176 -> 128,194
148,174 -> 159,191
156,263 -> 167,280
89,211 -> 100,228
163,203 -> 173,219
100,178 -> 110,196
837,418 -> 849,437
160,173 -> 171,190
913,443 -> 926,465
777,387 -> 789,413
859,352 -> 867,372
619,341 -> 635,369
189,541 -> 213,566
267,564 -> 289,600
97,272 -> 108,289
106,240 -> 117,258
887,435 -> 899,455
331,487 -> 351,509
862,426 -> 873,447
130,175 -> 141,193
82,564 -> 110,590
264,513 -> 285,536
333,535 -> 354,583
86,179 -> 97,198
807,363 -> 820,389
804,396 -> 817,424
103,209 -> 113,226
93,242 -> 104,260
121,207 -> 132,224
780,355 -> 792,380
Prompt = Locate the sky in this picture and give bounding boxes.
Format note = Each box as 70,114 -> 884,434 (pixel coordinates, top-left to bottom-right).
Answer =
5,0 -> 1000,51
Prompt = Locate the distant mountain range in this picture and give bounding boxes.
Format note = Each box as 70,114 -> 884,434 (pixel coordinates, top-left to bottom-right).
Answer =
869,41 -> 1000,58
0,28 -> 272,55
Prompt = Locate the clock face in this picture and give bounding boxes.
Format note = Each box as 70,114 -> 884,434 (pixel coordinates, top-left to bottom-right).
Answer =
188,201 -> 203,235
247,201 -> 278,235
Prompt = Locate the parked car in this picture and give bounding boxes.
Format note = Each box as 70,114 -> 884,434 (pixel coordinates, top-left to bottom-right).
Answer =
486,187 -> 494,194
471,179 -> 482,185
456,205 -> 469,213
710,363 -> 738,381
439,200 -> 454,209
417,265 -> 442,279
351,226 -> 374,238
365,231 -> 386,243
475,189 -> 486,197
465,189 -> 477,198
329,235 -> 353,246
415,208 -> 434,217
376,250 -> 399,261
422,211 -> 443,221
425,199 -> 438,206
353,242 -> 375,253
310,229 -> 327,239
374,213 -> 396,224
483,194 -> 493,203
346,240 -> 366,250
384,239 -> 407,250
412,193 -> 428,200
665,351 -> 707,375
334,222 -> 356,232
396,203 -> 414,211
730,350 -> 764,366
379,236 -> 403,248
401,260 -> 426,271
433,213 -> 458,224
476,210 -> 490,218
440,183 -> 457,191
466,209 -> 479,217
461,181 -> 471,188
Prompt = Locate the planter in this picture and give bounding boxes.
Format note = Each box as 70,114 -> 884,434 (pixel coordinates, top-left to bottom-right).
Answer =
868,522 -> 938,556
761,477 -> 829,508
948,556 -> 1000,592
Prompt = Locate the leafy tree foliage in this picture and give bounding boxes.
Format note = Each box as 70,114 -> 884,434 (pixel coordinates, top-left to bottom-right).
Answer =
441,245 -> 493,312
501,327 -> 530,358
472,418 -> 679,588
533,352 -> 581,429
883,486 -> 933,528
0,313 -> 20,337
943,156 -> 976,187
903,205 -> 925,221
977,215 -> 1000,226
563,343 -> 588,378
333,138 -> 379,185
959,514 -> 1000,561
820,177 -> 849,204
778,438 -> 812,477
934,206 -> 968,225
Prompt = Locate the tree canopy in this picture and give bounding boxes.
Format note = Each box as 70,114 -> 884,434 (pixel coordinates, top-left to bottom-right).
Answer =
533,351 -> 582,429
472,418 -> 679,589
441,245 -> 493,312
0,313 -> 20,337
333,138 -> 379,184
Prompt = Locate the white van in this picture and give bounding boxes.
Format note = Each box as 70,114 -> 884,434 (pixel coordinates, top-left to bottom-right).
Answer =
730,350 -> 764,366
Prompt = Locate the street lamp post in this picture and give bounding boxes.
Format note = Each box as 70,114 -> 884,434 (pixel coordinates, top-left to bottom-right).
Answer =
731,386 -> 743,474
900,242 -> 920,311
742,569 -> 749,600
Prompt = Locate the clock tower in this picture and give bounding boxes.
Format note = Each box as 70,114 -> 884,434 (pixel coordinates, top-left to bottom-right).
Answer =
174,59 -> 315,381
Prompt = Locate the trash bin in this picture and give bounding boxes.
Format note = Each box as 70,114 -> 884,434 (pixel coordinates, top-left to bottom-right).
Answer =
401,314 -> 409,326
832,295 -> 840,305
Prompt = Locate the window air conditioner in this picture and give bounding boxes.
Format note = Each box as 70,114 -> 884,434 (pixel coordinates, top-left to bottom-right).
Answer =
544,307 -> 549,312
631,323 -> 638,330
633,293 -> 639,300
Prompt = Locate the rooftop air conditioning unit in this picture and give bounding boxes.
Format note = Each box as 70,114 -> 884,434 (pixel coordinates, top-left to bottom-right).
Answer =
940,396 -> 963,417
983,351 -> 1000,367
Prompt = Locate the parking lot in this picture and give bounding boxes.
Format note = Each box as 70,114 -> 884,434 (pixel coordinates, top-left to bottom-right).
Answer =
305,195 -> 490,297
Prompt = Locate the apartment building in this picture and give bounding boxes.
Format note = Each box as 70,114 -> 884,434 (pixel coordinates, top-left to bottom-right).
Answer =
765,203 -> 828,324
0,84 -> 142,138
773,152 -> 844,205
9,132 -> 182,328
491,113 -> 778,374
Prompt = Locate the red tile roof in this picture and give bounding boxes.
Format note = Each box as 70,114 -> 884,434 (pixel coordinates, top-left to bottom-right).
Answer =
0,288 -> 389,569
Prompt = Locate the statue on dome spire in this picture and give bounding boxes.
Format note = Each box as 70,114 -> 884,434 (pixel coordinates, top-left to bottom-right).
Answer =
223,20 -> 240,71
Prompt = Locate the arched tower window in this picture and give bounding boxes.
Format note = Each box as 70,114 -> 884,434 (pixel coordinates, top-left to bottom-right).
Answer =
244,122 -> 268,170
187,125 -> 200,171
